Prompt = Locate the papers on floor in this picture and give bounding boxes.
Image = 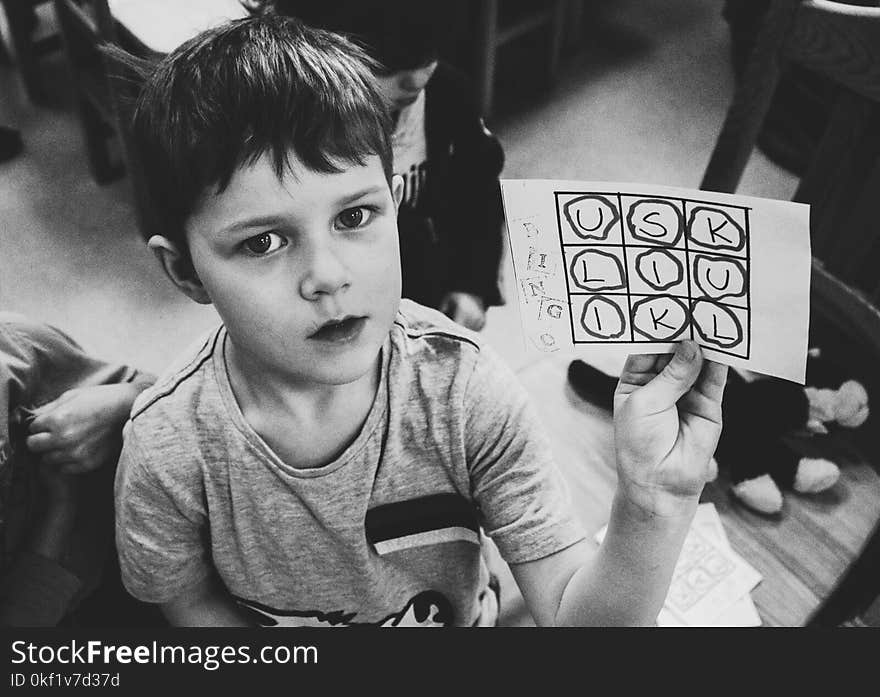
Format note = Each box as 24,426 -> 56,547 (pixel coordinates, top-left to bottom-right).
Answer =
594,502 -> 762,626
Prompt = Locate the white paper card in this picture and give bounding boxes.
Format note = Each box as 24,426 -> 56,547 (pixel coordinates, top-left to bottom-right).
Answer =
500,179 -> 811,383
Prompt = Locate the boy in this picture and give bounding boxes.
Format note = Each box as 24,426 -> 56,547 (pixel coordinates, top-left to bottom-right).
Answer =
0,313 -> 155,625
265,0 -> 504,332
115,16 -> 726,627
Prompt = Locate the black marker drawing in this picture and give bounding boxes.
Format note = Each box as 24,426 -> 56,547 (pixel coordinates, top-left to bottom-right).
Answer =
523,221 -> 541,238
520,276 -> 547,304
527,246 -> 556,276
569,248 -> 626,292
635,248 -> 684,291
686,206 -> 745,251
631,296 -> 690,341
626,198 -> 684,246
554,191 -> 750,358
580,296 -> 627,339
693,254 -> 747,301
691,299 -> 744,349
539,296 -> 566,321
563,194 -> 620,241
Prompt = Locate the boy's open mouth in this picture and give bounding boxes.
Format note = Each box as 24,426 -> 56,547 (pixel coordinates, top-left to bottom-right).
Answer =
309,316 -> 367,344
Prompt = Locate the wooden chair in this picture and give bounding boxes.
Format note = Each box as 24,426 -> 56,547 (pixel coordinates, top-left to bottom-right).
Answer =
474,0 -> 568,117
701,0 -> 880,626
51,0 -> 127,184
52,0 -> 247,238
0,0 -> 63,103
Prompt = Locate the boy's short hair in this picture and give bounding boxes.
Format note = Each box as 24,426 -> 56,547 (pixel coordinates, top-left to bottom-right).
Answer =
269,0 -> 448,73
128,15 -> 393,258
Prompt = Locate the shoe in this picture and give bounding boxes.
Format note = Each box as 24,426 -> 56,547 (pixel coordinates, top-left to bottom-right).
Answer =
0,127 -> 23,163
566,360 -> 617,410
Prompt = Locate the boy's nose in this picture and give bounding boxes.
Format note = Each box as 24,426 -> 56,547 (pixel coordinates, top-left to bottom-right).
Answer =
299,245 -> 350,300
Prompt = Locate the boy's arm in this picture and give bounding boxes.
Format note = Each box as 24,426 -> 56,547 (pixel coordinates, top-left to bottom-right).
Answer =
115,427 -> 222,621
512,342 -> 726,626
511,496 -> 697,626
160,575 -> 254,627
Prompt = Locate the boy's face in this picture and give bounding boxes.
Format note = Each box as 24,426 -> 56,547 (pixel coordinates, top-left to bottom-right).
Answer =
182,153 -> 402,387
375,61 -> 438,111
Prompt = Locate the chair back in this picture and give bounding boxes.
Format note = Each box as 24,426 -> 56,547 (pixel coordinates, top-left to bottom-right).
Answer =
54,0 -> 163,236
703,0 -> 880,295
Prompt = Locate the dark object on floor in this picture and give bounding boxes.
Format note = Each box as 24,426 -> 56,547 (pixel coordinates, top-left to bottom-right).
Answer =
566,359 -> 615,411
567,352 -> 869,515
0,126 -> 24,163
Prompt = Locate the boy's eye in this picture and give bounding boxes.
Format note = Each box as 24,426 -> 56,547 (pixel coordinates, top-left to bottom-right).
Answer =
242,232 -> 285,255
336,206 -> 373,230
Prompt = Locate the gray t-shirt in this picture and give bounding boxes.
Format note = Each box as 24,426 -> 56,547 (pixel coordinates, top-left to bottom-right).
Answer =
115,300 -> 585,626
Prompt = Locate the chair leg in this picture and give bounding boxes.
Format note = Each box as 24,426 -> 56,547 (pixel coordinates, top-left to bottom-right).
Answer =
547,0 -> 567,82
1,0 -> 50,104
118,125 -> 157,241
75,95 -> 123,184
475,0 -> 498,118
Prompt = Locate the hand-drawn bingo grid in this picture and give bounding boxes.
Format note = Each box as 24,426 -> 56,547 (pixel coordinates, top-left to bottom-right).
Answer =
554,190 -> 750,359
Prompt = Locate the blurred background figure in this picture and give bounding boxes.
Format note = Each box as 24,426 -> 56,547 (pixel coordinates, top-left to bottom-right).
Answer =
0,313 -> 159,626
264,0 -> 507,332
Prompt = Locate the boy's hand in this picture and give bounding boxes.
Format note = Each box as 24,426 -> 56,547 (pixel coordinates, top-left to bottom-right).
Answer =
25,383 -> 142,474
613,340 -> 727,517
439,292 -> 486,331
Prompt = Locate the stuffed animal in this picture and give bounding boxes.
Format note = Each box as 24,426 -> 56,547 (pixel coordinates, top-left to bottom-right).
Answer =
566,349 -> 870,515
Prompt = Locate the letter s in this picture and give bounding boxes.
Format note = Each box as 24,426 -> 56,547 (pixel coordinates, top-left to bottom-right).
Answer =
11,641 -> 26,664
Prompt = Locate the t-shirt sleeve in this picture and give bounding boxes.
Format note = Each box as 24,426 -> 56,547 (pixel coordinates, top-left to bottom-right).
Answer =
0,315 -> 144,407
114,424 -> 211,604
463,346 -> 586,564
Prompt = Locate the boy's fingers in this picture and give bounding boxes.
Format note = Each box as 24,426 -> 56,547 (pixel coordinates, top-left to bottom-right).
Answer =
620,353 -> 661,377
695,360 -> 728,403
654,354 -> 673,373
637,341 -> 703,410
619,352 -> 678,387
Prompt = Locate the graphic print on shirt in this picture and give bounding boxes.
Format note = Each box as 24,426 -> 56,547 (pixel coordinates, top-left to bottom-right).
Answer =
234,590 -> 454,627
365,492 -> 481,554
399,161 -> 428,210
232,494 -> 483,627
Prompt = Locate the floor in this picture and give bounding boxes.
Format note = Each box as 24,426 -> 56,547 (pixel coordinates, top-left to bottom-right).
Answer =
0,0 -> 797,378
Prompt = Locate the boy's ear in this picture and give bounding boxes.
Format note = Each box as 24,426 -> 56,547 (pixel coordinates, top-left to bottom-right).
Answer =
147,235 -> 212,305
391,174 -> 405,210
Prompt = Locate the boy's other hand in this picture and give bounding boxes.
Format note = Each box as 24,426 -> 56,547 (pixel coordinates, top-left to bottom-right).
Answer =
439,292 -> 486,331
613,340 -> 727,517
25,383 -> 142,474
